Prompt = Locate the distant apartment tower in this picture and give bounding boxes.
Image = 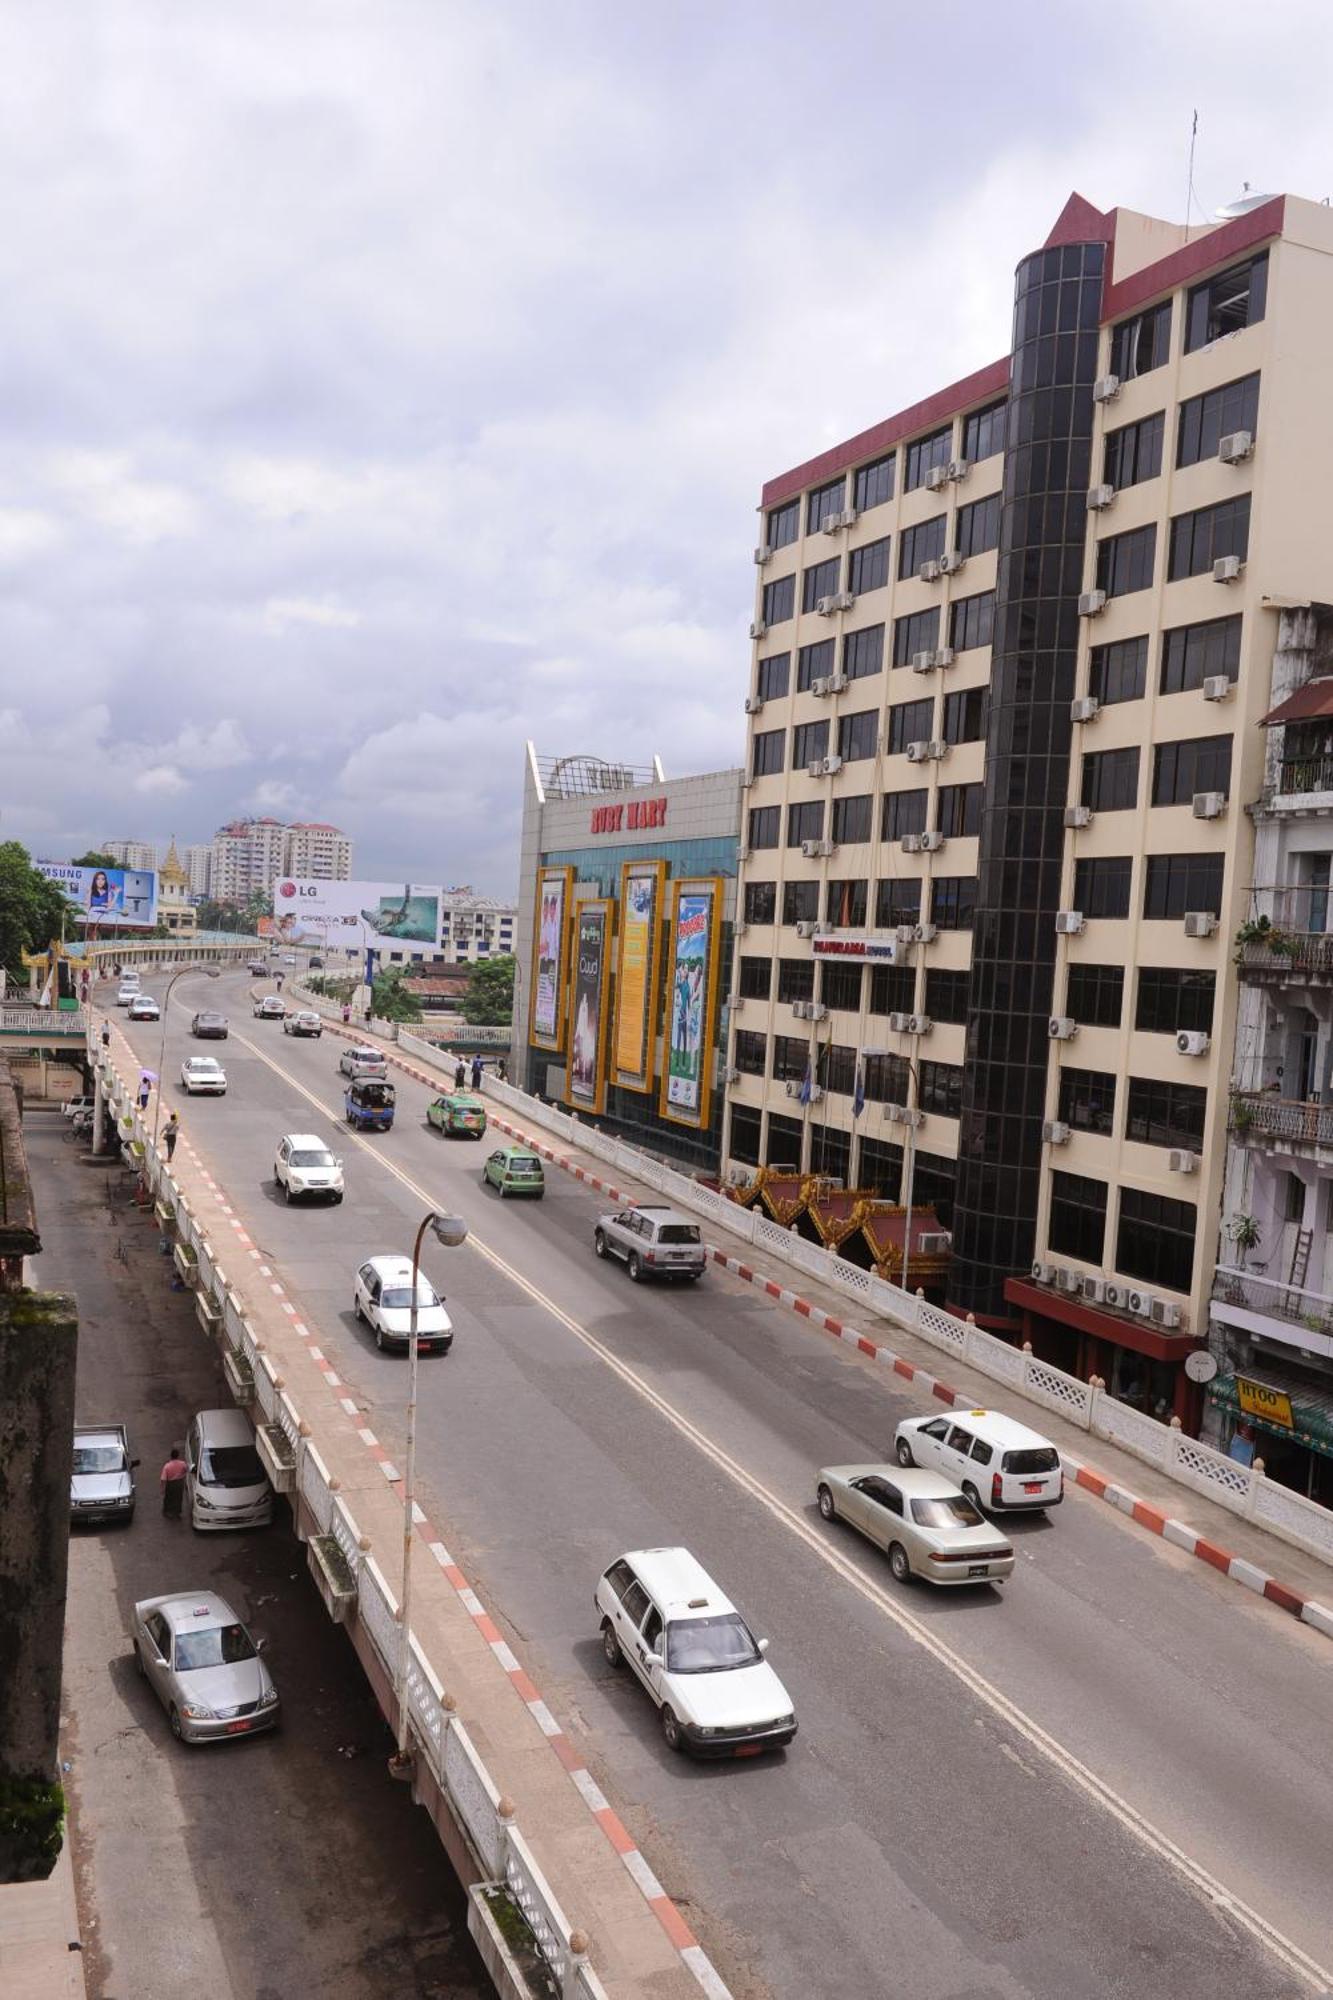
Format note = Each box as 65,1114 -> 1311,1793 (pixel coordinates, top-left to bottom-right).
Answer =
183,844 -> 213,899
102,839 -> 159,872
284,821 -> 353,881
439,887 -> 516,965
208,817 -> 352,902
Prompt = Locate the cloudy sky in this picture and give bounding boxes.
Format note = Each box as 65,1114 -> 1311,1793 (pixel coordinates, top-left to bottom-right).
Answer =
1,1 -> 1328,893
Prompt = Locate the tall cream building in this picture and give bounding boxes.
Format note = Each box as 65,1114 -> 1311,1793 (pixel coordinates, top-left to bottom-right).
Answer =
726,189 -> 1333,1424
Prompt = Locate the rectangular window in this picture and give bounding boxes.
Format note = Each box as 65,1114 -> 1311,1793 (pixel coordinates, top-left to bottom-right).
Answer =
1160,615 -> 1242,695
904,425 -> 953,492
826,878 -> 868,928
943,686 -> 987,745
776,959 -> 815,1005
742,880 -> 775,925
1109,299 -> 1172,380
1058,1066 -> 1117,1137
832,793 -> 872,844
728,1103 -> 762,1166
956,491 -> 1001,559
893,606 -> 941,667
854,453 -> 895,512
883,788 -> 929,840
1073,855 -> 1133,920
937,783 -> 982,838
837,709 -> 878,762
797,638 -> 835,692
1088,635 -> 1148,707
752,728 -> 785,777
786,800 -> 825,848
1081,745 -> 1140,813
1151,735 -> 1233,806
842,624 -> 884,680
756,651 -> 790,700
1143,852 -> 1224,920
962,399 -> 1006,463
782,879 -> 819,925
733,1029 -> 767,1075
737,954 -> 772,999
802,556 -> 841,612
792,719 -> 830,768
930,876 -> 976,930
1065,962 -> 1123,1028
949,590 -> 995,653
771,1033 -> 807,1080
1168,494 -> 1250,581
869,963 -> 916,1016
857,1135 -> 904,1200
1116,1186 -> 1196,1293
848,538 -> 890,595
1177,372 -> 1261,468
820,960 -> 863,1013
1048,1171 -> 1108,1263
1097,524 -> 1156,598
766,499 -> 799,551
1104,410 -> 1164,489
1185,252 -> 1268,353
807,477 -> 846,534
925,967 -> 970,1024
762,575 -> 795,626
887,698 -> 935,755
1135,967 -> 1215,1037
899,514 -> 947,578
913,1151 -> 957,1228
1126,1077 -> 1208,1151
747,804 -> 780,849
863,1050 -> 910,1103
919,1060 -> 964,1119
874,877 -> 922,927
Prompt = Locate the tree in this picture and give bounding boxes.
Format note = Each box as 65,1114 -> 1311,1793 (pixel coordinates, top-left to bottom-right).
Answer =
0,842 -> 73,985
369,965 -> 423,1023
462,954 -> 515,1026
69,851 -> 121,871
196,898 -> 248,934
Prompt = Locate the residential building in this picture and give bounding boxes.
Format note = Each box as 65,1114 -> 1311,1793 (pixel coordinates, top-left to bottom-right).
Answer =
438,888 -> 517,966
726,188 -> 1333,1423
157,839 -> 198,937
283,821 -> 353,881
183,844 -> 213,900
102,839 -> 159,872
209,818 -> 290,905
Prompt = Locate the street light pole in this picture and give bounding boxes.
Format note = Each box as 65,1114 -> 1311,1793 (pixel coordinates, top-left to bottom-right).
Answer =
152,963 -> 221,1155
861,1047 -> 920,1293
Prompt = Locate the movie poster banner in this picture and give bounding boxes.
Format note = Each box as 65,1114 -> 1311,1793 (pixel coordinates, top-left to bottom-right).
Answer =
529,865 -> 574,1052
659,877 -> 724,1131
567,897 -> 613,1115
610,859 -> 665,1093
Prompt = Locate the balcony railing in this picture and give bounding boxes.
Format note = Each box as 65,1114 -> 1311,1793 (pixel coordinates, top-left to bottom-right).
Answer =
1212,1264 -> 1333,1337
0,1005 -> 87,1037
1276,754 -> 1333,798
1237,887 -> 1333,979
1231,1090 -> 1333,1148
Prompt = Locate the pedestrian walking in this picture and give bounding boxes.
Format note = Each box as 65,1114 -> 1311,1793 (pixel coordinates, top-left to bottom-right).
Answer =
496,1058 -> 507,1083
454,1059 -> 466,1090
160,1444 -> 188,1519
342,1001 -> 351,1025
471,1055 -> 483,1090
100,1021 -> 111,1049
164,1111 -> 180,1162
137,1076 -> 151,1111
276,972 -> 284,992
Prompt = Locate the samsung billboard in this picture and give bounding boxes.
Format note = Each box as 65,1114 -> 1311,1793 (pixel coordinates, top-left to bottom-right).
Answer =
37,863 -> 159,930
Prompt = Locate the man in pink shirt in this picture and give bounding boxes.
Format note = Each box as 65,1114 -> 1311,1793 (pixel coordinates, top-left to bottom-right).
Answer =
160,1445 -> 188,1519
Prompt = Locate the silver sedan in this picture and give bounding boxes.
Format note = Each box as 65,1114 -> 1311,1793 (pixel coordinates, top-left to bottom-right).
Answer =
131,1590 -> 280,1743
816,1464 -> 1015,1586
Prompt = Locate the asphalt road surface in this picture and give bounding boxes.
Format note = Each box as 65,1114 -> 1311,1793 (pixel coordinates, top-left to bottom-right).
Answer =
117,972 -> 1333,2000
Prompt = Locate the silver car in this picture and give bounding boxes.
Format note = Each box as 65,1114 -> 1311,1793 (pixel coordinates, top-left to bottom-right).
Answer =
592,1204 -> 707,1282
131,1591 -> 280,1744
339,1044 -> 386,1078
816,1464 -> 1015,1587
71,1423 -> 138,1524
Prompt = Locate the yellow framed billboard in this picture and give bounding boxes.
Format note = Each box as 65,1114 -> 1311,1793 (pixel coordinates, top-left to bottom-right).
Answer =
658,877 -> 724,1132
566,897 -> 615,1117
528,864 -> 574,1053
610,859 -> 666,1094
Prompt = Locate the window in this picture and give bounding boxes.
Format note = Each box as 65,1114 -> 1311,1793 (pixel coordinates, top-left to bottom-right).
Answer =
883,788 -> 928,840
747,804 -> 780,849
1073,855 -> 1132,920
875,878 -> 922,927
807,477 -> 845,534
1152,735 -> 1233,806
819,1043 -> 857,1097
962,399 -> 1006,463
820,960 -> 863,1012
843,624 -> 884,680
742,880 -> 775,925
1109,299 -> 1172,380
756,651 -> 790,701
1281,1171 -> 1306,1225
848,538 -> 890,595
1058,1066 -> 1117,1137
863,1051 -> 910,1103
782,879 -> 819,924
913,1151 -> 956,1227
1104,410 -> 1164,489
1160,615 -> 1242,695
956,492 -> 1001,559
1048,1171 -> 1108,1263
733,1030 -> 767,1075
943,686 -> 987,745
857,1135 -> 904,1200
893,606 -> 941,667
1126,1077 -> 1207,1151
899,514 -> 947,578
786,800 -> 824,848
1185,252 -> 1268,353
771,1033 -> 807,1079
1168,494 -> 1250,580
1177,372 -> 1261,468
777,959 -> 815,1005
1143,852 -> 1224,919
904,425 -> 952,491
1081,746 -> 1140,813
797,639 -> 835,692
826,878 -> 867,927
1065,963 -> 1123,1028
869,963 -> 916,1016
737,954 -> 772,999
766,499 -> 799,551
762,575 -> 794,625
937,783 -> 981,838
837,710 -> 878,762
792,719 -> 830,767
931,876 -> 976,930
832,793 -> 872,844
1096,524 -> 1156,598
919,1060 -> 963,1119
888,697 -> 934,754
1116,1187 -> 1196,1293
949,591 -> 995,653
925,967 -> 970,1023
803,557 -> 840,612
1088,635 -> 1148,706
752,728 -> 785,777
765,1111 -> 802,1166
854,453 -> 895,512
1135,967 -> 1215,1036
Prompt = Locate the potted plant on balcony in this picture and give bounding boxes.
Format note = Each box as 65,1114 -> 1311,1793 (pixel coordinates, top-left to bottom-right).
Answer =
1228,1213 -> 1262,1269
1233,915 -> 1296,964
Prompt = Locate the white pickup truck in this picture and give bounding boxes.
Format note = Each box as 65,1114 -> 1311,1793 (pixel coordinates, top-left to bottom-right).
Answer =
71,1423 -> 139,1525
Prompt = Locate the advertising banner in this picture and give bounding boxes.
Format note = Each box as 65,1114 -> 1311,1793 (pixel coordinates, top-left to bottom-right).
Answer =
529,865 -> 573,1052
660,878 -> 724,1131
611,859 -> 665,1093
271,879 -> 443,953
567,898 -> 613,1114
1236,1377 -> 1295,1430
37,862 -> 158,930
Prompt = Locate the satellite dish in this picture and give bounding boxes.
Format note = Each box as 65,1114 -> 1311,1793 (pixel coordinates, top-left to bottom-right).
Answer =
1214,185 -> 1276,221
1185,1349 -> 1219,1384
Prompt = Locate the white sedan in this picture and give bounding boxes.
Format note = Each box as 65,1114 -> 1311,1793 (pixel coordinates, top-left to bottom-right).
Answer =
127,995 -> 161,1021
180,1056 -> 227,1095
352,1256 -> 452,1353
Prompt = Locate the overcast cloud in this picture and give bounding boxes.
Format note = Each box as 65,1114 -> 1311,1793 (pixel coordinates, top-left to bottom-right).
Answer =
1,0 -> 1329,891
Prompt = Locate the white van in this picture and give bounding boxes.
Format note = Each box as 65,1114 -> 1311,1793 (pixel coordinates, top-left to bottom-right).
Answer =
185,1409 -> 273,1532
893,1408 -> 1063,1512
116,970 -> 142,1006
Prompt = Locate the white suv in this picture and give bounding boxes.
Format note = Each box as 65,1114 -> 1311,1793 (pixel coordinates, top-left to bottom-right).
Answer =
592,1205 -> 706,1282
894,1408 -> 1063,1512
274,1133 -> 344,1204
595,1547 -> 796,1757
353,1256 -> 452,1353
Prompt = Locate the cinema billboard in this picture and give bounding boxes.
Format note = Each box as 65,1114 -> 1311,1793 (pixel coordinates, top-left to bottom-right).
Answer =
270,879 -> 443,953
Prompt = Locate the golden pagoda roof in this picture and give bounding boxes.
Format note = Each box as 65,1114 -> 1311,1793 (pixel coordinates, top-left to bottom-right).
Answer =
160,837 -> 188,886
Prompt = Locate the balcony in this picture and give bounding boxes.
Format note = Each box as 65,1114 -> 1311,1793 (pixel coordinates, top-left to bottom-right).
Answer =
1212,1264 -> 1333,1362
1230,1090 -> 1333,1153
1236,888 -> 1333,982
1274,753 -> 1333,801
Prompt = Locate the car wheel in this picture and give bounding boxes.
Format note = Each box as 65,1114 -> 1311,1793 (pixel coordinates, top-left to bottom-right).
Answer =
601,1620 -> 622,1668
593,1229 -> 607,1259
962,1482 -> 984,1513
353,1297 -> 362,1321
627,1252 -> 642,1283
133,1642 -> 146,1677
660,1705 -> 684,1754
888,1542 -> 912,1584
169,1705 -> 184,1741
688,1270 -> 704,1282
817,1483 -> 836,1521
895,1438 -> 915,1468
375,1322 -> 384,1351
283,1183 -> 292,1205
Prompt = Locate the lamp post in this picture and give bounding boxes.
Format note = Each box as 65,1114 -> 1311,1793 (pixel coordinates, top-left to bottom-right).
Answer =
862,1047 -> 920,1293
393,1207 -> 468,1773
152,965 -> 220,1155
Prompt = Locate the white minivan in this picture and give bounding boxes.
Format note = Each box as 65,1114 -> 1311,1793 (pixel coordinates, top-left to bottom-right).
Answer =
185,1409 -> 273,1532
894,1408 -> 1063,1512
116,970 -> 142,1006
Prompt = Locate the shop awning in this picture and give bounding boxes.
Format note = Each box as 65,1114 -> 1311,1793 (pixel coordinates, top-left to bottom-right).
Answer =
1208,1368 -> 1333,1459
1259,679 -> 1333,727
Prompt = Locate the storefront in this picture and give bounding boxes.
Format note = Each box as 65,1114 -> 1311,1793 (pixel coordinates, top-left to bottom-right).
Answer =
1207,1364 -> 1333,1507
1003,1275 -> 1201,1428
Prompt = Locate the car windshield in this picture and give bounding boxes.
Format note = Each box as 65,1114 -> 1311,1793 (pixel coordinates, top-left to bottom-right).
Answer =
1002,1447 -> 1059,1475
73,1444 -> 124,1474
910,1495 -> 984,1529
658,1224 -> 701,1245
173,1622 -> 256,1672
188,1060 -> 221,1072
352,1050 -> 381,1062
291,1150 -> 335,1167
665,1613 -> 760,1674
380,1282 -> 441,1311
198,1014 -> 224,1025
200,1445 -> 264,1487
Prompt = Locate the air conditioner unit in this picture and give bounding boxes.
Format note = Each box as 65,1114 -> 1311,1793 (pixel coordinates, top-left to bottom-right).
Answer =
809,1002 -> 830,1021
815,596 -> 837,616
932,646 -> 956,670
1082,1275 -> 1111,1304
911,650 -> 935,674
1149,1297 -> 1183,1330
744,694 -> 765,714
1213,555 -> 1243,583
925,463 -> 950,491
1183,912 -> 1218,939
890,1103 -> 924,1128
947,458 -> 968,483
905,740 -> 931,763
907,1014 -> 932,1036
823,512 -> 843,535
1168,1150 -> 1200,1174
726,1066 -> 741,1085
840,507 -> 858,530
919,830 -> 945,853
918,1230 -> 951,1254
1093,374 -> 1121,403
1031,1261 -> 1057,1285
807,759 -> 827,779
821,755 -> 844,776
927,740 -> 948,760
1087,484 -> 1116,511
795,920 -> 819,938
1176,1029 -> 1211,1056
815,838 -> 836,856
939,552 -> 966,575
1064,804 -> 1093,829
826,671 -> 849,693
889,1011 -> 913,1032
740,774 -> 753,790
1078,589 -> 1107,618
894,925 -> 918,945
1071,695 -> 1100,723
1055,910 -> 1085,935
1103,1283 -> 1127,1310
736,846 -> 750,863
900,833 -> 923,854
1202,675 -> 1234,702
1126,1288 -> 1154,1318
1048,1016 -> 1078,1040
753,544 -> 773,566
918,559 -> 943,583
1192,791 -> 1227,820
913,922 -> 938,943
784,1080 -> 802,1098
800,839 -> 821,858
811,676 -> 831,698
749,619 -> 768,640
1218,430 -> 1254,464
790,1000 -> 811,1019
807,1084 -> 825,1103
727,993 -> 742,1011
736,920 -> 749,937
1054,1266 -> 1083,1292
830,591 -> 855,612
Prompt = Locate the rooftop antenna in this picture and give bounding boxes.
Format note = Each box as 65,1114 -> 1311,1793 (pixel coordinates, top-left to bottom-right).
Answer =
1184,109 -> 1199,243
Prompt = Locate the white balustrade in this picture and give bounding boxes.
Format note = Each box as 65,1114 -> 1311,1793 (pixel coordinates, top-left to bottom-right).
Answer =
298,1440 -> 335,1535
444,1720 -> 505,1876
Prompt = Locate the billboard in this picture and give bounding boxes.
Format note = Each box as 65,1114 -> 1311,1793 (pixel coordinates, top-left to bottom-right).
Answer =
567,899 -> 613,1115
37,862 -> 158,930
659,878 -> 724,1131
529,865 -> 573,1052
610,859 -> 665,1093
270,879 -> 443,953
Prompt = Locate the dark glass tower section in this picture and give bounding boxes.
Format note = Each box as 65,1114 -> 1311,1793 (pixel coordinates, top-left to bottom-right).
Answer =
948,237 -> 1106,1321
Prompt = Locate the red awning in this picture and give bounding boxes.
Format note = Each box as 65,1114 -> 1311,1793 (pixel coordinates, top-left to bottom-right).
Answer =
1260,680 -> 1333,727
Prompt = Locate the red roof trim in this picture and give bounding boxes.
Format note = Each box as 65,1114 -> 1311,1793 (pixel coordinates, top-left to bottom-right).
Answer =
1259,678 -> 1333,728
1044,192 -> 1113,249
1003,1277 -> 1195,1360
1101,195 -> 1285,324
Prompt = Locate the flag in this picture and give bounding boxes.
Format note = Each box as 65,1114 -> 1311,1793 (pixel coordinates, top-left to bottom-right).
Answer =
853,1053 -> 865,1120
799,1057 -> 813,1107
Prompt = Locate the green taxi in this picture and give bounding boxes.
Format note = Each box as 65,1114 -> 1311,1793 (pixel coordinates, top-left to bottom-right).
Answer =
481,1145 -> 546,1199
426,1091 -> 488,1139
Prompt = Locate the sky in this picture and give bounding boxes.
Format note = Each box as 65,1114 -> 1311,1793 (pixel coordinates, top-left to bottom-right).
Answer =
1,0 -> 1330,894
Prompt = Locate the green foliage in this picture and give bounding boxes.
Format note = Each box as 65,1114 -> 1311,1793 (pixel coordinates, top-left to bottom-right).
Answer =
370,964 -> 424,1022
69,850 -> 121,870
0,1773 -> 65,1880
195,898 -> 250,934
0,841 -> 74,983
462,953 -> 515,1025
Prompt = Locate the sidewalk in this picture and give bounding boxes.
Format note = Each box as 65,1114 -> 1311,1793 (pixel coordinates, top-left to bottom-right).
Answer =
0,1836 -> 86,2000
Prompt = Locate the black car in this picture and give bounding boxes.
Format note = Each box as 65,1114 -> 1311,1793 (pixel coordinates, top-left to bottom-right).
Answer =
309,956 -> 324,969
191,1011 -> 229,1039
